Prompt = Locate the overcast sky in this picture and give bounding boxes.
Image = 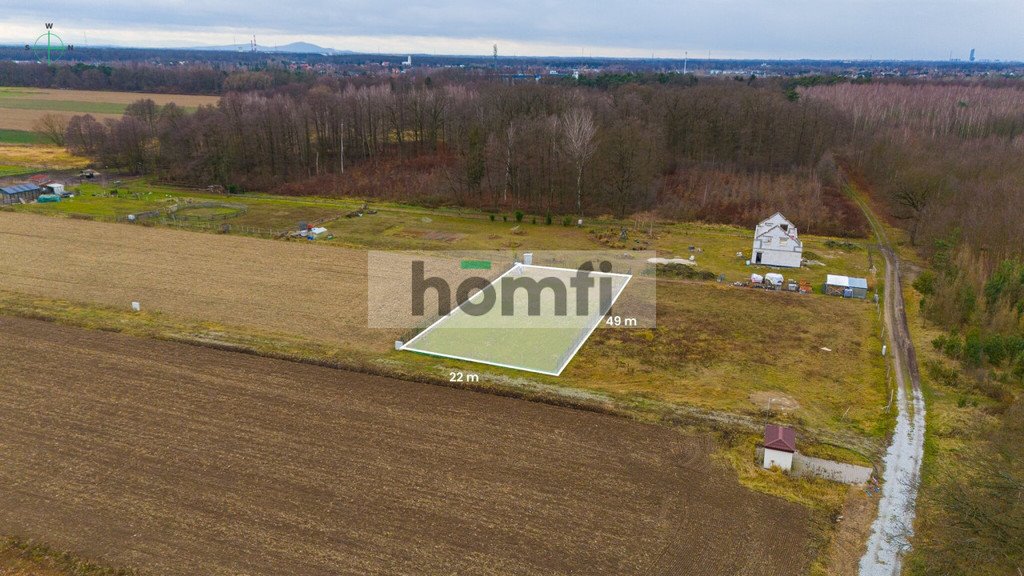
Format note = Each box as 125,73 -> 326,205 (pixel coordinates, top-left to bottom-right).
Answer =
3,1 -> 1021,60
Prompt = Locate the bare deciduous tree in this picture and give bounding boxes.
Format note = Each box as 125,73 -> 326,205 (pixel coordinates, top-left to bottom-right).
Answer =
560,107 -> 598,218
33,113 -> 68,146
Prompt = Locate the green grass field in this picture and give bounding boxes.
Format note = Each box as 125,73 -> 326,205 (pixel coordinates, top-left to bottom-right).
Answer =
0,130 -> 48,145
403,265 -> 631,375
0,98 -> 126,115
0,165 -> 34,178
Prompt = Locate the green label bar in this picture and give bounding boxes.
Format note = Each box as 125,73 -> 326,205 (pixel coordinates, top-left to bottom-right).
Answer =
460,260 -> 492,270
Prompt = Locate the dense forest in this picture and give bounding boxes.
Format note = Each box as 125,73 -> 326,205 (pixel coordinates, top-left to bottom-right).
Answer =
63,76 -> 865,235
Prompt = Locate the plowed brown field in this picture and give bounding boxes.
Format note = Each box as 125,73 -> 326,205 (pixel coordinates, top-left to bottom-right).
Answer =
0,317 -> 813,575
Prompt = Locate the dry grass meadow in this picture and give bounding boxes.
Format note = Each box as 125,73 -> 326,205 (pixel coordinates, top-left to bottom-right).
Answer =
0,143 -> 88,170
0,211 -> 394,351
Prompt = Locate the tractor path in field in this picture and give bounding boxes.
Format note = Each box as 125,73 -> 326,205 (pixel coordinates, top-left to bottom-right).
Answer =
0,316 -> 813,576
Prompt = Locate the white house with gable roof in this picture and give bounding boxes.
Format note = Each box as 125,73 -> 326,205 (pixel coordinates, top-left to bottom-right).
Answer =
752,212 -> 803,268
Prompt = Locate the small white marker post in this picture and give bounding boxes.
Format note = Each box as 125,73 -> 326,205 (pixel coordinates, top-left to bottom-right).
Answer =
131,301 -> 141,312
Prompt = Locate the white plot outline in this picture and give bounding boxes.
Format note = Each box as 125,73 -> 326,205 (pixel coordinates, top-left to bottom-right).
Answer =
400,263 -> 632,376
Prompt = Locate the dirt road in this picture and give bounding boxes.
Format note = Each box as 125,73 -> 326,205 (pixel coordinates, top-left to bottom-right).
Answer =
849,189 -> 926,576
0,317 -> 812,575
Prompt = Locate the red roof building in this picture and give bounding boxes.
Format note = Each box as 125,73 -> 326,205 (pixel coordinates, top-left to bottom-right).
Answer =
764,424 -> 796,453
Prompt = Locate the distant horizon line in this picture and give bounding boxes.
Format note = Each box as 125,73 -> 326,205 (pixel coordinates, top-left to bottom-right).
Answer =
1,42 -> 1020,65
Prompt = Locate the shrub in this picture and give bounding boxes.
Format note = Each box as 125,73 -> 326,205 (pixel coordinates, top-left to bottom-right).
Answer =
983,335 -> 1008,367
502,215 -> 508,222
489,214 -> 495,222
531,217 -> 536,224
964,329 -> 983,368
515,210 -> 524,223
545,213 -> 553,225
562,216 -> 572,227
925,359 -> 964,389
913,270 -> 936,296
942,333 -> 963,359
824,240 -> 860,251
657,263 -> 717,281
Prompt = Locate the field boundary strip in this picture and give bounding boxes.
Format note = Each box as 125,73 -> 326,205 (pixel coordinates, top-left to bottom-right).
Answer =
401,263 -> 632,376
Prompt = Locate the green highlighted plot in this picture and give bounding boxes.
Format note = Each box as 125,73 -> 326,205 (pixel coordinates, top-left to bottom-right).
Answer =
401,264 -> 631,376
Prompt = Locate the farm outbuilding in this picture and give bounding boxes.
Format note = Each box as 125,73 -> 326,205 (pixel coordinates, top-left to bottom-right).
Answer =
0,183 -> 43,205
752,212 -> 803,268
824,275 -> 869,299
763,424 -> 797,471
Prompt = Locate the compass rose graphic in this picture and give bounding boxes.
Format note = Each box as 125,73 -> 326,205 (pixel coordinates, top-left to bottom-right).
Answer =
24,23 -> 74,64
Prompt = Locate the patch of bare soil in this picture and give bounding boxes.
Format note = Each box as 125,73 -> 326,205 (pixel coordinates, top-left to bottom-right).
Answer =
750,391 -> 801,412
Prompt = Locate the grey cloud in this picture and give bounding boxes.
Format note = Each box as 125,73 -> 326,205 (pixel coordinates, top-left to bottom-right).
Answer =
7,0 -> 1023,58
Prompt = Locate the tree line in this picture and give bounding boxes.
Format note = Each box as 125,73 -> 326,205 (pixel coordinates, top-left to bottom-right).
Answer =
65,76 -> 864,235
0,61 -> 305,95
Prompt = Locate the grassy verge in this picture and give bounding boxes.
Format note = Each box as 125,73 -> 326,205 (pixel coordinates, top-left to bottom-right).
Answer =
0,165 -> 34,177
900,271 -> 1012,575
0,537 -> 133,576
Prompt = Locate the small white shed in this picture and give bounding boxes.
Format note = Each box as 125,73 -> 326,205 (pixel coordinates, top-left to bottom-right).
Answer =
824,275 -> 869,299
763,424 -> 797,471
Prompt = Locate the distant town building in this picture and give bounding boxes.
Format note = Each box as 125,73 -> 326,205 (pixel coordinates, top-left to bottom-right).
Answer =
752,212 -> 803,268
763,424 -> 796,471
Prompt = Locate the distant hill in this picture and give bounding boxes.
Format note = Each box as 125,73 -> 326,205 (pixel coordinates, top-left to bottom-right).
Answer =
193,41 -> 354,55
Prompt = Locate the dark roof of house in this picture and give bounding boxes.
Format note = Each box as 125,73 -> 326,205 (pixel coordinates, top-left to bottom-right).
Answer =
764,424 -> 797,453
0,183 -> 42,195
